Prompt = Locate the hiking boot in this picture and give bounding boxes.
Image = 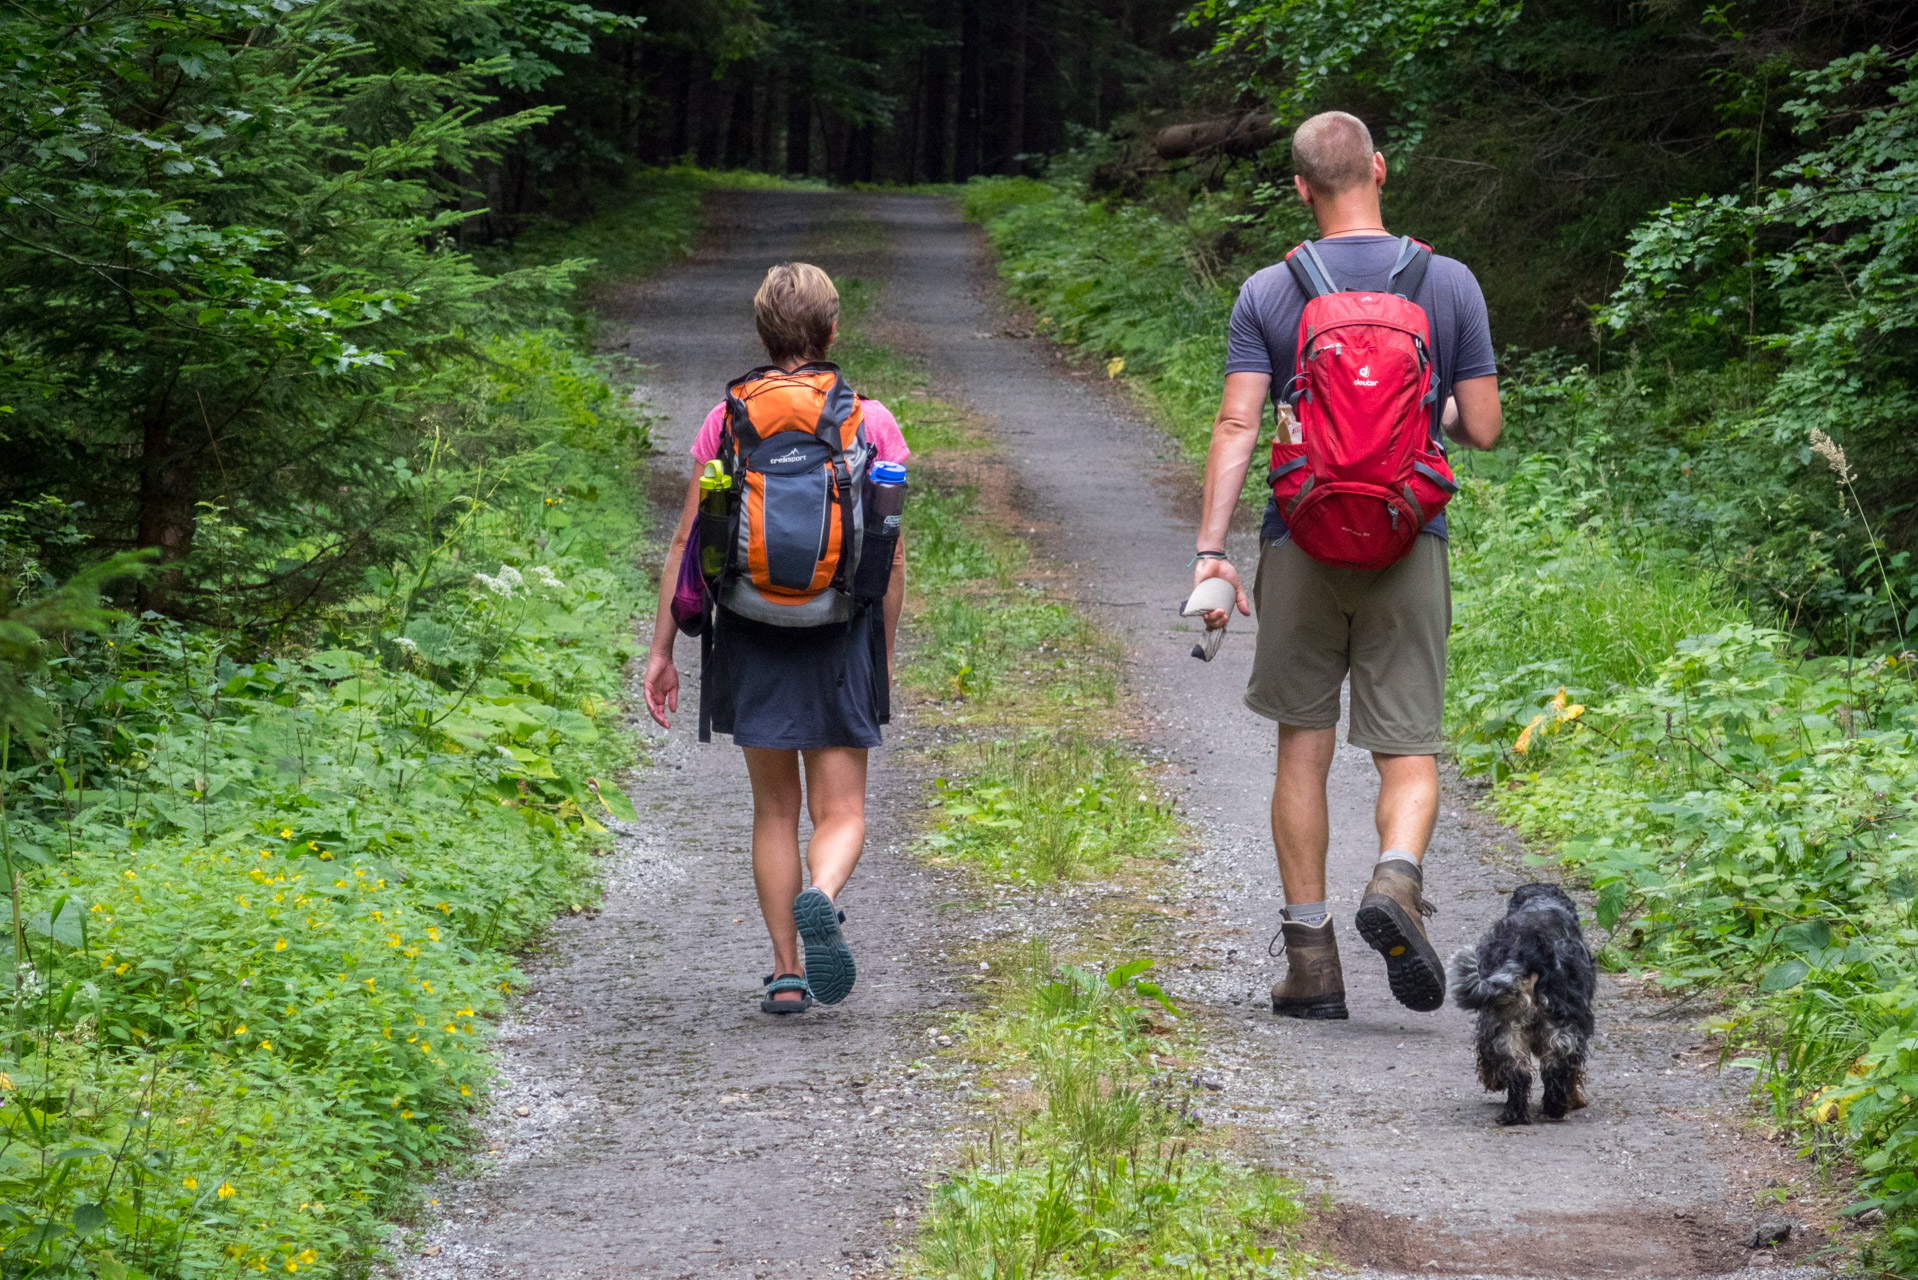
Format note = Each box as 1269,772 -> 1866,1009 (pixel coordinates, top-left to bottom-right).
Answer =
1355,860 -> 1446,1012
1270,919 -> 1348,1020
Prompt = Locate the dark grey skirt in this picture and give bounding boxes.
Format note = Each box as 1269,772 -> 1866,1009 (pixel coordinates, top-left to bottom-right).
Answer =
704,605 -> 889,749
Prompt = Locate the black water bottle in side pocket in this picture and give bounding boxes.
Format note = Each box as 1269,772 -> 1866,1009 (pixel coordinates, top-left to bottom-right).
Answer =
853,461 -> 906,599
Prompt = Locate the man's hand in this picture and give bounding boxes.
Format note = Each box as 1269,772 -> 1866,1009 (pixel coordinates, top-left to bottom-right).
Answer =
1192,371 -> 1270,625
1192,556 -> 1251,630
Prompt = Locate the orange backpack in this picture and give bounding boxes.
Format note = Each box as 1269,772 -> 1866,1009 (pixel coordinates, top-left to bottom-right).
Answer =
711,362 -> 874,627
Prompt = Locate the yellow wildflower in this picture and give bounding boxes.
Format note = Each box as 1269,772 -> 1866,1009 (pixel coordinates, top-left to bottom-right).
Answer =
280,829 -> 292,839
183,1176 -> 198,1190
217,1181 -> 236,1199
274,938 -> 288,951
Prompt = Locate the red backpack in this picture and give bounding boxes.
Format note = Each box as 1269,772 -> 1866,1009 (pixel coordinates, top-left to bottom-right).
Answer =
1268,237 -> 1459,571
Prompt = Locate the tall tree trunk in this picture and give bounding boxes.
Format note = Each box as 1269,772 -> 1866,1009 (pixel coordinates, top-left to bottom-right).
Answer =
848,123 -> 875,183
619,33 -> 643,159
135,411 -> 196,613
1006,0 -> 1029,172
725,79 -> 754,168
786,91 -> 812,175
921,44 -> 949,182
755,79 -> 777,172
670,57 -> 695,161
703,77 -> 732,168
957,1 -> 982,178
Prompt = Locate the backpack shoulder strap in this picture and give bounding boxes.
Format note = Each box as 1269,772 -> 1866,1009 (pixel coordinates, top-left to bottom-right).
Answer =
724,364 -> 783,448
1387,236 -> 1433,300
1284,240 -> 1341,299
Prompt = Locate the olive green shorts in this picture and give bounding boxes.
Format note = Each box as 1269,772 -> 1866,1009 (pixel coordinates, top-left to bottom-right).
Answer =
1245,534 -> 1450,756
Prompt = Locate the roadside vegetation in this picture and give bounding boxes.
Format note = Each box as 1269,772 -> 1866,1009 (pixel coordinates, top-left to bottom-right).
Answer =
962,4 -> 1918,1267
0,156 -> 735,1270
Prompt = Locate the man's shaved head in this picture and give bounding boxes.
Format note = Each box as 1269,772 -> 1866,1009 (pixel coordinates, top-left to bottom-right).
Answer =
1291,111 -> 1377,194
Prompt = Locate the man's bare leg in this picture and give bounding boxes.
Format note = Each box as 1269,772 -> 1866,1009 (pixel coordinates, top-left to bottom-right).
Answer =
1272,724 -> 1338,903
1373,751 -> 1438,859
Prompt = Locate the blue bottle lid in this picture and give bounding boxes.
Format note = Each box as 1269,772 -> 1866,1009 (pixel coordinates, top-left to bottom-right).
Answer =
871,462 -> 907,484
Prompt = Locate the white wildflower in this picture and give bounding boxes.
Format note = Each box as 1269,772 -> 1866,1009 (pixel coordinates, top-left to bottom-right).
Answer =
1809,428 -> 1853,484
393,636 -> 420,655
531,565 -> 566,590
474,565 -> 523,598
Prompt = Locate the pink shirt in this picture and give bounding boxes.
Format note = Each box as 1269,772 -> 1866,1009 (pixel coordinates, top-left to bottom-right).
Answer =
690,399 -> 911,466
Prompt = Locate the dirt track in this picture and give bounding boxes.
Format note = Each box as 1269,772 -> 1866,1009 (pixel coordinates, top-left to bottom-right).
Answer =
392,191 -> 1839,1279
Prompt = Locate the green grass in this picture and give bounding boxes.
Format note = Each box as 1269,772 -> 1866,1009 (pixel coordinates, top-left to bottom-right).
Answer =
909,931 -> 1306,1279
923,737 -> 1179,884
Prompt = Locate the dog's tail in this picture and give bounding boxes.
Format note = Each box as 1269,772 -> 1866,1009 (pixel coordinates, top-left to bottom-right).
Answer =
1449,948 -> 1526,1010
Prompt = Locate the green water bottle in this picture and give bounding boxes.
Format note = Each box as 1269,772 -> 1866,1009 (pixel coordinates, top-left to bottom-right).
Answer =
698,459 -> 731,579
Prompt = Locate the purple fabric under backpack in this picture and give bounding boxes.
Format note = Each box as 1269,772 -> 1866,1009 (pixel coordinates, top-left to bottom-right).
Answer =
671,526 -> 710,636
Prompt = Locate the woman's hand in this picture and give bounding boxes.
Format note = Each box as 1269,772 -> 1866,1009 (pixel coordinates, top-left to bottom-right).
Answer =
643,651 -> 680,729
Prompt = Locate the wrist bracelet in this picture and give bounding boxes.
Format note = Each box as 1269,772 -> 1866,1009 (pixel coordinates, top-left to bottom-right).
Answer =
1190,550 -> 1230,566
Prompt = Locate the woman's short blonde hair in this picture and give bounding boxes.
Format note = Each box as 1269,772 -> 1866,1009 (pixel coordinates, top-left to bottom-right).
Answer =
753,262 -> 839,364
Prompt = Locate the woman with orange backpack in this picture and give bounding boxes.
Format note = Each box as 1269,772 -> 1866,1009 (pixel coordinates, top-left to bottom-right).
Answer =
642,262 -> 909,1015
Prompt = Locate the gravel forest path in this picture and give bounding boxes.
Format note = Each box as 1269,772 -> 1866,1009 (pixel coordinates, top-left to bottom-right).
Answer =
396,190 -> 1836,1280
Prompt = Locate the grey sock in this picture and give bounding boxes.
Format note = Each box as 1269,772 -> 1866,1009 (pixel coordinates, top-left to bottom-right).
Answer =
1282,900 -> 1329,927
1376,849 -> 1422,872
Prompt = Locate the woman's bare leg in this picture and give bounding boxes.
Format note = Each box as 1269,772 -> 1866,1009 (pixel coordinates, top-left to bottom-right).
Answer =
743,746 -> 805,997
801,747 -> 868,898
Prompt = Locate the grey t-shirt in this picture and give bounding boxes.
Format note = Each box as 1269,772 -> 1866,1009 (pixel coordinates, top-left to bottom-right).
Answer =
1225,236 -> 1497,541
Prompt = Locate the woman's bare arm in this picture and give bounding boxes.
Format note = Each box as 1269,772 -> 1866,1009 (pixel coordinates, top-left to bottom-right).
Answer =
642,472 -> 704,728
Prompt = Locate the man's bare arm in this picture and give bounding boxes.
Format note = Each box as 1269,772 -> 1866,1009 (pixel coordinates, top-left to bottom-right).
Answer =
1445,375 -> 1502,450
1192,371 -> 1272,623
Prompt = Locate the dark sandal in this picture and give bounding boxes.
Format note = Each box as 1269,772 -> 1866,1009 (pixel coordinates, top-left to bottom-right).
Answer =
760,973 -> 814,1015
793,887 -> 856,1006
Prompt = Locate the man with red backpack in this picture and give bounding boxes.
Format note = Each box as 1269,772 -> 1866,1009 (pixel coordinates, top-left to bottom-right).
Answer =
1191,111 -> 1502,1020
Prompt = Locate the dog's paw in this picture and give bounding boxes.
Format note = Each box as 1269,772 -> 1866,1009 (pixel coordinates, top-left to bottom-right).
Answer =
1495,1108 -> 1531,1126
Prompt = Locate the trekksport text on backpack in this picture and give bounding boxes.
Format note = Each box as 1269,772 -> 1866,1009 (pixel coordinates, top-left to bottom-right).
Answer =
1268,237 -> 1460,571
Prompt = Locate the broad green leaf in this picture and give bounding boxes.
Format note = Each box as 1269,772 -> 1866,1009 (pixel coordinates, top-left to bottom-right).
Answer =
1759,958 -> 1810,991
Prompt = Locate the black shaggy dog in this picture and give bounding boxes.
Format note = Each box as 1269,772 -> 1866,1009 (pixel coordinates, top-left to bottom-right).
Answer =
1450,883 -> 1596,1125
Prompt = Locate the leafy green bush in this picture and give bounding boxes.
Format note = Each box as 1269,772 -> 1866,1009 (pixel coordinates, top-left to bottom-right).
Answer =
0,336 -> 645,1275
1465,614 -> 1918,1251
